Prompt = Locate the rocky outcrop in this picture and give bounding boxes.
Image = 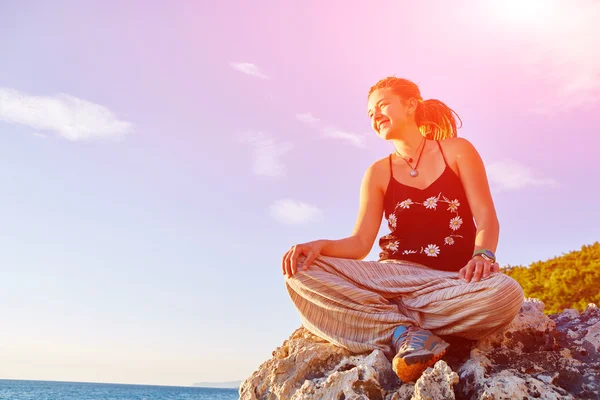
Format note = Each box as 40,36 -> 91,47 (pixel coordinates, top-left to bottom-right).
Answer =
454,300 -> 600,399
240,299 -> 600,399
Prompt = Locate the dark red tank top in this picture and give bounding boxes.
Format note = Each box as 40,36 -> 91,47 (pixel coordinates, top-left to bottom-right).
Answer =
378,141 -> 476,271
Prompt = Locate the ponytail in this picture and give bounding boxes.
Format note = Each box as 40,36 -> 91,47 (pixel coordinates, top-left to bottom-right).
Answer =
415,99 -> 462,140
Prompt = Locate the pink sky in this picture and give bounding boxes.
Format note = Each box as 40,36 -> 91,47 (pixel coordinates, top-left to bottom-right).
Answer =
0,0 -> 598,386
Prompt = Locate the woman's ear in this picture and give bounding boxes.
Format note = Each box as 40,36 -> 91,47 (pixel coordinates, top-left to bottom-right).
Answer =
407,98 -> 418,115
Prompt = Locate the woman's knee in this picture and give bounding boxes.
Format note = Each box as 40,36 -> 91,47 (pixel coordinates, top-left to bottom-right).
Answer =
487,273 -> 525,318
498,274 -> 524,300
282,254 -> 322,285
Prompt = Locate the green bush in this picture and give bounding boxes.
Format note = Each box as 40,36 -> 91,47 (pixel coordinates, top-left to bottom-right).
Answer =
502,242 -> 600,314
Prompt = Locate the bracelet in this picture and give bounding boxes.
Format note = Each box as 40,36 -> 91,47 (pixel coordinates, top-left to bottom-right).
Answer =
472,249 -> 496,263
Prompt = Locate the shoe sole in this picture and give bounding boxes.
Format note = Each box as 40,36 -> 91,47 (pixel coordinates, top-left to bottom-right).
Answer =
392,342 -> 449,383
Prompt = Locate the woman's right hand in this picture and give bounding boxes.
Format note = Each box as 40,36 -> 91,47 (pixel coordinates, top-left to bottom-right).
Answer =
282,239 -> 327,278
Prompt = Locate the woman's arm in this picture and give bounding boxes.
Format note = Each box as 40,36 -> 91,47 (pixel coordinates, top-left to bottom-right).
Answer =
283,161 -> 385,276
320,161 -> 386,260
453,138 -> 500,281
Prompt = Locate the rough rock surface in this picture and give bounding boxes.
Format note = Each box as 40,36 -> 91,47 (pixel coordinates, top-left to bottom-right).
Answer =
240,299 -> 600,399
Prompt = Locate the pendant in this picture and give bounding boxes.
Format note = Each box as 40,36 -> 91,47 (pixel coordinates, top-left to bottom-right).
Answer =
410,169 -> 418,177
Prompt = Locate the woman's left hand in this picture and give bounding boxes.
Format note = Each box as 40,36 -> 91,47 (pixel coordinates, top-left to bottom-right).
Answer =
459,255 -> 500,282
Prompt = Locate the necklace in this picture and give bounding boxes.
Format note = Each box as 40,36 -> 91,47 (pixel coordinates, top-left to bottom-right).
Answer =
395,138 -> 426,177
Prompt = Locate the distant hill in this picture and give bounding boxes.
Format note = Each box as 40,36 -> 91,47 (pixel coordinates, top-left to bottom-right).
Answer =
193,380 -> 242,389
502,242 -> 600,314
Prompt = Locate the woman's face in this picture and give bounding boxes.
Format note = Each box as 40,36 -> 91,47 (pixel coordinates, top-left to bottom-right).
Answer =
367,88 -> 415,140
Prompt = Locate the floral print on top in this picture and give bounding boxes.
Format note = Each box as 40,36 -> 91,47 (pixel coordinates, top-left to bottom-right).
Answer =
384,193 -> 464,258
378,142 -> 477,272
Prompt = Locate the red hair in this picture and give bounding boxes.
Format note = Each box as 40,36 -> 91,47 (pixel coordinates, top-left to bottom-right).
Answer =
368,77 -> 462,140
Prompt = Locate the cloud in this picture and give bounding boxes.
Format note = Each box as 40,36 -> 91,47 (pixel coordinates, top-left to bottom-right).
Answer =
239,131 -> 293,178
269,199 -> 324,225
296,113 -> 320,124
32,132 -> 48,139
0,88 -> 133,141
296,113 -> 367,148
487,160 -> 559,191
323,126 -> 366,148
229,62 -> 269,79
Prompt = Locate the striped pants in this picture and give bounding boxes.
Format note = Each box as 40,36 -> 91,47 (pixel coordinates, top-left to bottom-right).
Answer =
285,255 -> 524,358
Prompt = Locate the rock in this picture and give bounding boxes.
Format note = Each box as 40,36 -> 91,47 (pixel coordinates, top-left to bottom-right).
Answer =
477,370 -> 574,399
456,301 -> 600,399
412,361 -> 458,400
240,300 -> 600,399
584,321 -> 600,353
239,328 -> 353,399
563,308 -> 580,319
291,350 -> 391,400
474,298 -> 555,354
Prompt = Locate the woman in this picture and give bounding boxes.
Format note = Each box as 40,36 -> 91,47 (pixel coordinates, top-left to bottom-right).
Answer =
282,76 -> 524,383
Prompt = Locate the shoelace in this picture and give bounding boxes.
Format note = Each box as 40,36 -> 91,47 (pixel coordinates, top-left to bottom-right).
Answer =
393,328 -> 431,352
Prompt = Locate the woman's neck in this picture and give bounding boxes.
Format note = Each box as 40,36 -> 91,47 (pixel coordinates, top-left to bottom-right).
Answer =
391,126 -> 426,157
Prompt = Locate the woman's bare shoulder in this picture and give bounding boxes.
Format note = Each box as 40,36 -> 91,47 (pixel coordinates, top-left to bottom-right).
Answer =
371,155 -> 391,171
439,136 -> 474,150
364,155 -> 392,191
438,137 -> 479,160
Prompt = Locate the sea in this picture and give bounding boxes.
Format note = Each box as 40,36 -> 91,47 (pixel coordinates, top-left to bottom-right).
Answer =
0,380 -> 240,400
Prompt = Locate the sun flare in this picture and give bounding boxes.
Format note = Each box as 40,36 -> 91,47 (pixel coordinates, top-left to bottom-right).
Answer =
487,0 -> 558,24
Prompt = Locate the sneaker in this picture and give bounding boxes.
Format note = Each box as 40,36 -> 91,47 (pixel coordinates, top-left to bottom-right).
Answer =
391,326 -> 449,382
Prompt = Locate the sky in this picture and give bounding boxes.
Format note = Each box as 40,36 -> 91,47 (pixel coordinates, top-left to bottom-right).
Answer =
0,0 -> 599,387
